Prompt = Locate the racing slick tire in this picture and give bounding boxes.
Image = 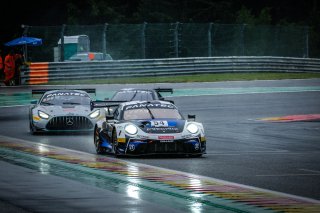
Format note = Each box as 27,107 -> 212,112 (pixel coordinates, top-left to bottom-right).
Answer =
94,127 -> 106,154
112,129 -> 119,158
29,122 -> 38,135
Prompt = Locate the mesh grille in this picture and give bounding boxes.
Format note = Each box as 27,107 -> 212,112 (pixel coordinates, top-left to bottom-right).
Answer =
145,139 -> 200,153
46,116 -> 93,130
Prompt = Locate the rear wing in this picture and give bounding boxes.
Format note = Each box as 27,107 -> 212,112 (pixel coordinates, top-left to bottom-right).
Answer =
154,88 -> 174,103
32,88 -> 96,96
90,100 -> 123,111
154,88 -> 173,94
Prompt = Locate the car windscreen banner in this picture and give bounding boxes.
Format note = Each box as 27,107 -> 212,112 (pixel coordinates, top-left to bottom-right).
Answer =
124,102 -> 176,110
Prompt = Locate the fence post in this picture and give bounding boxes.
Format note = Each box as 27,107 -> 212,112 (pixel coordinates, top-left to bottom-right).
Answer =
174,22 -> 179,58
60,24 -> 66,62
208,23 -> 213,57
305,26 -> 309,58
241,24 -> 246,56
102,23 -> 108,60
21,24 -> 29,36
141,22 -> 147,59
21,24 -> 29,61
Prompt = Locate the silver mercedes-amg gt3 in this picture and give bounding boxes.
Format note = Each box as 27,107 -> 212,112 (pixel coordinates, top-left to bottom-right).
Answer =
29,89 -> 102,134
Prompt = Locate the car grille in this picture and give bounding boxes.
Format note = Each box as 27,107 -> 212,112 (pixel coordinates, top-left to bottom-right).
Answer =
46,116 -> 93,130
146,139 -> 200,153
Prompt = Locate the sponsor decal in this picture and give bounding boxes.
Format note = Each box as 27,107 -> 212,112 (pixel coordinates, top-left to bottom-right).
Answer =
147,127 -> 179,131
158,136 -> 174,140
125,103 -> 175,110
151,120 -> 168,127
136,135 -> 148,139
129,144 -> 135,151
45,92 -> 88,98
194,142 -> 200,150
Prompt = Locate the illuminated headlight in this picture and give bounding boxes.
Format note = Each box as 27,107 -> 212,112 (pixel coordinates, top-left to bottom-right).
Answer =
187,123 -> 199,134
125,124 -> 138,135
38,110 -> 49,119
89,110 -> 100,118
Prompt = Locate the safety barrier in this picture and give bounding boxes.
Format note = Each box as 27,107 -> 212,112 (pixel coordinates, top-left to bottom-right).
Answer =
20,56 -> 320,85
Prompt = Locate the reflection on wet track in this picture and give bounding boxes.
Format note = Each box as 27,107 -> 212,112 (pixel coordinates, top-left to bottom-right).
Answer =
1,135 -> 319,213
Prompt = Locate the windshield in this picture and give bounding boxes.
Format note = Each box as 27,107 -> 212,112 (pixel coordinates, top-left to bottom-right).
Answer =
40,93 -> 91,106
123,108 -> 182,120
112,91 -> 155,101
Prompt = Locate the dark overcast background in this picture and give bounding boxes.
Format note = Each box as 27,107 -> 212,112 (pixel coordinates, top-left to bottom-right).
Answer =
1,1 -> 67,46
1,0 -> 318,53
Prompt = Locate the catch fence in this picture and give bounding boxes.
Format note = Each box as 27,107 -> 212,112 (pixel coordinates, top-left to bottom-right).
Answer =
21,23 -> 309,62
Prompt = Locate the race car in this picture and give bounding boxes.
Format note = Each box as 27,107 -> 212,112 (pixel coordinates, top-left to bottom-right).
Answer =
91,100 -> 206,157
29,89 -> 103,134
103,88 -> 175,116
107,88 -> 174,103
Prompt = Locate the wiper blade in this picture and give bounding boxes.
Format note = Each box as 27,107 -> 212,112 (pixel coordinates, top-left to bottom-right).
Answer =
129,91 -> 138,101
145,105 -> 155,119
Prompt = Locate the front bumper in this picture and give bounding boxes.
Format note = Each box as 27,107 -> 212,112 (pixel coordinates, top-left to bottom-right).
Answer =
31,115 -> 96,132
116,137 -> 206,156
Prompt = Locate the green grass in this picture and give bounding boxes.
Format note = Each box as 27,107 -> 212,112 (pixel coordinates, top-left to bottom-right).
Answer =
49,72 -> 320,85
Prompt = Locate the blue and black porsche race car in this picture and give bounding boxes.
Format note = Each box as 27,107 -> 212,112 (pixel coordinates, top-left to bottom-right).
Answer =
91,100 -> 206,157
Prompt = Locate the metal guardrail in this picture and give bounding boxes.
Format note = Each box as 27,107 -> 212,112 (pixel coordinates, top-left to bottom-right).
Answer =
20,56 -> 320,85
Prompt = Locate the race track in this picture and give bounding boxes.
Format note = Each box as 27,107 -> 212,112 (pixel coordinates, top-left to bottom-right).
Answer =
0,79 -> 320,200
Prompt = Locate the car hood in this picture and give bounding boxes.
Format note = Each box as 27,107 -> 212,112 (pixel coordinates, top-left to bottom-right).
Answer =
131,119 -> 186,134
38,105 -> 91,116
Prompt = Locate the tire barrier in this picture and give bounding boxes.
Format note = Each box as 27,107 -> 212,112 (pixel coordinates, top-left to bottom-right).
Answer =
20,56 -> 320,85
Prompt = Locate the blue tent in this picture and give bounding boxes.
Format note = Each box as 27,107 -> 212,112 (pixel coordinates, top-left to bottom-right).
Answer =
4,36 -> 42,61
4,36 -> 42,46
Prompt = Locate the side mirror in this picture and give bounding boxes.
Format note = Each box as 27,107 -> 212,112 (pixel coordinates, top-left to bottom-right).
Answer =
104,97 -> 109,100
30,100 -> 37,104
188,114 -> 196,121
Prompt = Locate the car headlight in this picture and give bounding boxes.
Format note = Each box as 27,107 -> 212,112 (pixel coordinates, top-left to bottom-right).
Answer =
89,110 -> 100,118
187,123 -> 199,134
38,110 -> 49,119
125,124 -> 138,135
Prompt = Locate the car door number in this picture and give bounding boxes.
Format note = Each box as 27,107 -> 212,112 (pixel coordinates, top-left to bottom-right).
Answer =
151,121 -> 168,127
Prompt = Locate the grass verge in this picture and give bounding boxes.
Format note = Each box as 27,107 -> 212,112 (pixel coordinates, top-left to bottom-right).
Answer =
49,72 -> 320,85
